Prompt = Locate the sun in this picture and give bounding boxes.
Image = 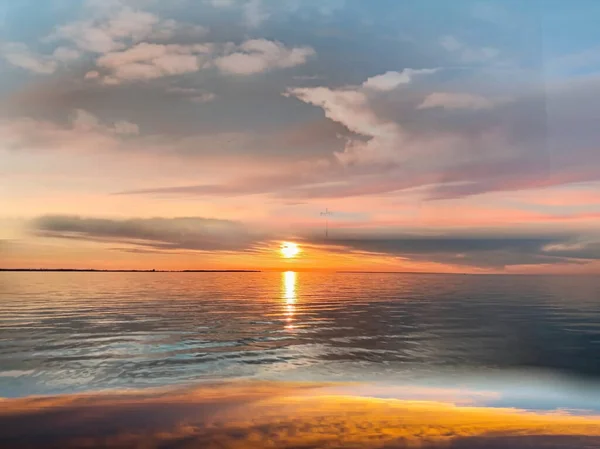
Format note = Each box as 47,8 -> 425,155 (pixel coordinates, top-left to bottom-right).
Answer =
280,242 -> 300,258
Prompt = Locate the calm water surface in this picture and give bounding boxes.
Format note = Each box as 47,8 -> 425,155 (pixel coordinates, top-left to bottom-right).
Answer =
1,272 -> 600,407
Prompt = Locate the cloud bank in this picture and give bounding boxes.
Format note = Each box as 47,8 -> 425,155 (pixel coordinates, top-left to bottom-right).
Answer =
2,2 -> 315,84
33,215 -> 264,253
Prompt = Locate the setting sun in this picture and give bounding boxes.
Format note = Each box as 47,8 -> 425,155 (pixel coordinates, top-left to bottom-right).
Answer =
280,242 -> 300,258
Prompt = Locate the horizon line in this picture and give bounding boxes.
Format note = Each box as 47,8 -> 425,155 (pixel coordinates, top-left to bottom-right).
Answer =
0,268 -> 594,277
0,268 -> 262,273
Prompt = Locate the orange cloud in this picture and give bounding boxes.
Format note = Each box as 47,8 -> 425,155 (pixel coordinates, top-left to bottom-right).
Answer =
1,382 -> 599,448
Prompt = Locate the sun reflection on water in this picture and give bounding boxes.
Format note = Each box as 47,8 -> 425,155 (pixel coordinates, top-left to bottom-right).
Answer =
282,271 -> 296,330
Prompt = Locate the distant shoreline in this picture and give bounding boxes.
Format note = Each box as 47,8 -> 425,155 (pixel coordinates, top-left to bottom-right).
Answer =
0,269 -> 594,276
0,269 -> 261,273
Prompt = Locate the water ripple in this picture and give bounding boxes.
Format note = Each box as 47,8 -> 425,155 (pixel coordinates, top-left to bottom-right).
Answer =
1,271 -> 600,397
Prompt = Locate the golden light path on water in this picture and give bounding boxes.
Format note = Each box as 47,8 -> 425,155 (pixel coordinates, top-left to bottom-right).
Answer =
283,271 -> 296,331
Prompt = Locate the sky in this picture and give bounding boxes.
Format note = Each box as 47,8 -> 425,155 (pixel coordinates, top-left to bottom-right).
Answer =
2,0 -> 600,272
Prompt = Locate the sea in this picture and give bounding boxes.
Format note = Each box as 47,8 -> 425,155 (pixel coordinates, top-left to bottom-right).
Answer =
1,271 -> 600,412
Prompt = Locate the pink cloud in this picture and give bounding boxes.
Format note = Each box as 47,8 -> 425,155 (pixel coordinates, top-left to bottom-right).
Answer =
418,92 -> 510,110
214,39 -> 315,75
362,68 -> 437,91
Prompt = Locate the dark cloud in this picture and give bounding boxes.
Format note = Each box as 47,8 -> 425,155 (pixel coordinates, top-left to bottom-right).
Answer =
30,214 -> 600,268
32,215 -> 266,253
318,236 -> 558,254
0,381 -> 599,449
305,234 -> 600,268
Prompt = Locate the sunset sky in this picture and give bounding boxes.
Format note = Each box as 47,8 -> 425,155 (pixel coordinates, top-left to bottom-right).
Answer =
2,0 -> 600,272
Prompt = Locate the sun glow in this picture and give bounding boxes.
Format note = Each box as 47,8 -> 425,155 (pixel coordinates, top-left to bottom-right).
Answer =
280,242 -> 300,258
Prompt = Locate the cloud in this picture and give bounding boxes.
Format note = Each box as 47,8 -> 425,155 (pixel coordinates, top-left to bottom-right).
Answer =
301,229 -> 600,269
244,0 -> 270,28
93,38 -> 314,82
18,67 -> 594,209
0,381 -> 599,449
283,69 -> 597,200
4,0 -> 312,84
51,47 -> 82,62
84,70 -> 100,79
286,82 -> 414,166
48,6 -> 160,53
32,215 -> 264,252
540,240 -> 600,261
96,42 -> 211,83
113,120 -> 140,135
214,39 -> 315,75
167,86 -> 217,102
441,35 -> 499,63
114,167 -> 327,197
0,43 -> 58,74
1,109 -> 139,153
190,92 -> 217,103
146,20 -> 208,41
362,68 -> 437,91
418,92 -> 510,110
70,109 -> 139,135
3,3 -> 206,82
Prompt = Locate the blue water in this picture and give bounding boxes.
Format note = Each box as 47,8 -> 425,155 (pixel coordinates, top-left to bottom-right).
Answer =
1,271 -> 599,410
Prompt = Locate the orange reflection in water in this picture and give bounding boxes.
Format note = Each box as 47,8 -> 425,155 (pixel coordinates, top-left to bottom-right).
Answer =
1,382 -> 600,449
282,271 -> 296,330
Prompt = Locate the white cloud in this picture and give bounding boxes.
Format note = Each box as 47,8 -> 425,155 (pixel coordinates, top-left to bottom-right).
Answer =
104,7 -> 159,42
1,43 -> 58,74
84,70 -> 100,79
58,24 -> 122,53
244,0 -> 270,28
4,3 -> 311,83
440,35 -> 499,63
286,67 -> 437,164
418,92 -> 509,110
2,109 -> 139,154
52,47 -> 82,62
286,86 -> 403,166
191,93 -> 217,103
46,4 -> 207,57
543,242 -> 587,253
48,7 -> 158,54
214,52 -> 266,74
71,109 -> 102,131
70,109 -> 139,135
214,39 -> 315,75
96,43 -> 212,83
362,68 -> 437,91
440,35 -> 462,52
114,120 -> 140,135
286,69 -> 511,167
145,18 -> 178,40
